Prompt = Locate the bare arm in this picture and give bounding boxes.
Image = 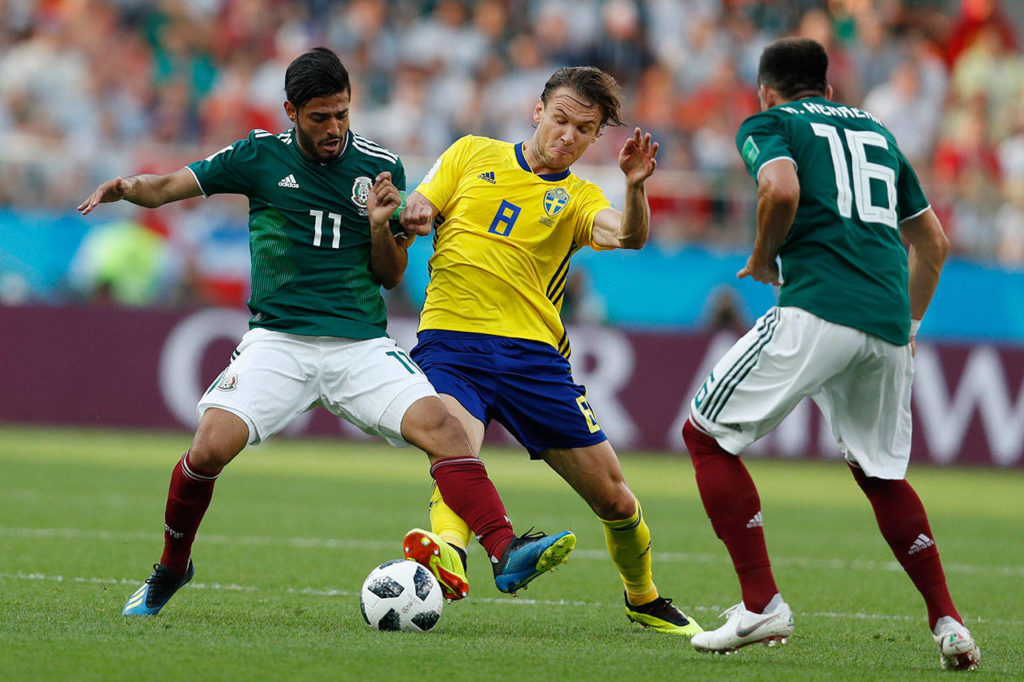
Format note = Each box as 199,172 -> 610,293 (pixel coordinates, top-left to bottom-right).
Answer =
399,191 -> 441,237
77,167 -> 202,215
366,172 -> 410,290
900,207 -> 949,349
738,159 -> 800,285
591,128 -> 658,250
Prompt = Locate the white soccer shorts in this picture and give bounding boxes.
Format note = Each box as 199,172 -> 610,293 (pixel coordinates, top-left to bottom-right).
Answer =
689,306 -> 914,479
197,328 -> 437,446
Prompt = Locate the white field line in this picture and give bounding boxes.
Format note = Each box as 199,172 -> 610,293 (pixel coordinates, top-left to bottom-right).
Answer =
1,570 -> 1020,628
3,526 -> 1022,578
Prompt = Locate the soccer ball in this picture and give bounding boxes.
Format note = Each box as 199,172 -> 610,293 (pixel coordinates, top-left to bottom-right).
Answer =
359,559 -> 444,632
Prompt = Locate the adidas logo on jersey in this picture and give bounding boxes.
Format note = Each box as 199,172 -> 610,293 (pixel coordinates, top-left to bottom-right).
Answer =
478,171 -> 496,184
746,511 -> 763,528
908,533 -> 935,555
278,174 -> 300,188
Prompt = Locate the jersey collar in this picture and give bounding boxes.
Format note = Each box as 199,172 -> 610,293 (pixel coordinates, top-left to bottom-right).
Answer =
515,142 -> 571,182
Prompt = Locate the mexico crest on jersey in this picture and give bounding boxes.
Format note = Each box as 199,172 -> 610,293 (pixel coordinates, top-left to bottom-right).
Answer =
543,187 -> 569,217
351,176 -> 372,214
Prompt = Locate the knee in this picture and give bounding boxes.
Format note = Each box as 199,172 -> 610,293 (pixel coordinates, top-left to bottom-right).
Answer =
594,485 -> 637,521
402,400 -> 473,460
189,431 -> 243,472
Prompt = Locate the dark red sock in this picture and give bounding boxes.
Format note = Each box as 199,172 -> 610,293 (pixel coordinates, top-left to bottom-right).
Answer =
430,456 -> 515,561
160,451 -> 220,574
850,465 -> 961,629
684,419 -> 778,613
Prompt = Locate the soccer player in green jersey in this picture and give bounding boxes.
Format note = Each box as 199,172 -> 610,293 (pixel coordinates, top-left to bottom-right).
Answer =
681,38 -> 980,670
78,47 -> 573,617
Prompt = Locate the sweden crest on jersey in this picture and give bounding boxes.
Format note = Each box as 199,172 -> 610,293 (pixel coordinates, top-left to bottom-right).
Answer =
543,187 -> 569,217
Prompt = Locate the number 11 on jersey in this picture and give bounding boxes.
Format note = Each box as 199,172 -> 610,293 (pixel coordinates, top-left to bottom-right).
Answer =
309,209 -> 342,248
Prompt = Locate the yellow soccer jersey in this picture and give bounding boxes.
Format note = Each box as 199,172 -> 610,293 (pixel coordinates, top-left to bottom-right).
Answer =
416,135 -> 612,356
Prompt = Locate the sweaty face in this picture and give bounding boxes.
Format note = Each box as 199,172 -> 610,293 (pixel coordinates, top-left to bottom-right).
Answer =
528,87 -> 602,172
287,91 -> 351,163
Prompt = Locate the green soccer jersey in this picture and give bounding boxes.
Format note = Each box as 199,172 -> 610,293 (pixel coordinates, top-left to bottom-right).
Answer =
187,128 -> 405,338
736,97 -> 929,345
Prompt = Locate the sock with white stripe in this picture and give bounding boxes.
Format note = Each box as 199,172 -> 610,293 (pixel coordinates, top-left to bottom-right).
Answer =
160,451 -> 220,575
850,464 -> 962,629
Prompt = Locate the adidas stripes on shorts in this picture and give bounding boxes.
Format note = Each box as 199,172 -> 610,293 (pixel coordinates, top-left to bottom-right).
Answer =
689,306 -> 914,479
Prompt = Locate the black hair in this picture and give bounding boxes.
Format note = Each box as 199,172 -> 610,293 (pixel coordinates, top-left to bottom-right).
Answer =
284,47 -> 350,109
540,66 -> 624,129
757,38 -> 829,100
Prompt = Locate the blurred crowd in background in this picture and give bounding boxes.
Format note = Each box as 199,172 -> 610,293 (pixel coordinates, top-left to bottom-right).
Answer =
1,0 -> 1023,311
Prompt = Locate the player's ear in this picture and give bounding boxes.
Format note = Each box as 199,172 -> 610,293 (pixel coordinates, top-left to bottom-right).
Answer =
532,99 -> 544,125
284,100 -> 297,123
824,84 -> 834,101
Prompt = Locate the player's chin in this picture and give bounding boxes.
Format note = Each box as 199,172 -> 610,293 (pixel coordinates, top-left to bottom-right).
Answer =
318,142 -> 342,160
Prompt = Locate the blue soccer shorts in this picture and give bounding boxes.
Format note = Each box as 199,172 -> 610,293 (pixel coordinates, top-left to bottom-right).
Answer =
411,330 -> 608,458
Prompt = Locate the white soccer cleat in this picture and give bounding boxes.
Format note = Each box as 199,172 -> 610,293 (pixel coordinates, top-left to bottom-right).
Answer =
691,593 -> 794,654
933,616 -> 980,671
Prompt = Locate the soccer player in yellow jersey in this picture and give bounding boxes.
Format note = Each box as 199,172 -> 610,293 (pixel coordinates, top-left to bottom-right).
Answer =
399,66 -> 702,635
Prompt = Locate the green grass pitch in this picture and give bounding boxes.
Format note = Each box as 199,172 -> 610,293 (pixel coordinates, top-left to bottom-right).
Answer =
1,424 -> 1020,680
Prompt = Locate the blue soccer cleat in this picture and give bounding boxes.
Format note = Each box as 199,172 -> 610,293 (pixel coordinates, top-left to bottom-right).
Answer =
122,560 -> 195,616
493,529 -> 576,595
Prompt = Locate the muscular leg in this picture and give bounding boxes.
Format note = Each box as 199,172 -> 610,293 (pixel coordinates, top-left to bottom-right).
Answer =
400,395 -> 513,562
542,441 -> 659,604
161,408 -> 248,573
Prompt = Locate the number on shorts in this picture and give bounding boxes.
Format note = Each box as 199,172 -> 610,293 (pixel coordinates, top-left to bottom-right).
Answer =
694,371 -> 715,409
575,395 -> 601,433
386,350 -> 421,375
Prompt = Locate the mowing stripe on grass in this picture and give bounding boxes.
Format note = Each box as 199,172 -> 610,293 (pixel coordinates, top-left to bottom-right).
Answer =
2,571 -> 1018,627
3,526 -> 1020,578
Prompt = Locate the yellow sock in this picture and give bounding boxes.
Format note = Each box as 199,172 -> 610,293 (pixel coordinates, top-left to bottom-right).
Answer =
429,483 -> 472,551
601,497 -> 658,605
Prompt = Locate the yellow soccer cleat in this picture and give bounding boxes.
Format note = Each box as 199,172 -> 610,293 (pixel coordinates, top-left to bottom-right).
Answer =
403,528 -> 469,602
625,593 -> 704,636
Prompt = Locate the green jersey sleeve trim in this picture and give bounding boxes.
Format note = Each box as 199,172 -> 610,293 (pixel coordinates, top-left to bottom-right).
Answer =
184,166 -> 207,198
899,204 -> 931,223
755,155 -> 798,180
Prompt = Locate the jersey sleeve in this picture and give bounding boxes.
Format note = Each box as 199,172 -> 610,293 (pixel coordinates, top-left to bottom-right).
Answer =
571,182 -> 614,249
187,131 -> 261,197
414,135 -> 474,212
893,146 -> 930,221
736,113 -> 794,180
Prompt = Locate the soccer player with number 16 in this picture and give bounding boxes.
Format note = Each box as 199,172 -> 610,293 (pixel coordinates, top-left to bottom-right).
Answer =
682,38 -> 980,671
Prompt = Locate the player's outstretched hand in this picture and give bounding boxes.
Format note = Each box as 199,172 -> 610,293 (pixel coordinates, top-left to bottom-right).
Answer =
618,127 -> 659,186
77,177 -> 129,215
367,171 -> 401,227
737,255 -> 781,285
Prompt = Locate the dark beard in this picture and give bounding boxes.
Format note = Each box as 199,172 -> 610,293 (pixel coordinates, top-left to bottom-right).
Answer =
294,122 -> 337,162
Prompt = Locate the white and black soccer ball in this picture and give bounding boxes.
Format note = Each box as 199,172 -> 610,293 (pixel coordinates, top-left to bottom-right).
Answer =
359,559 -> 444,632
